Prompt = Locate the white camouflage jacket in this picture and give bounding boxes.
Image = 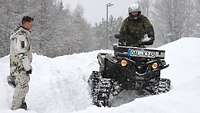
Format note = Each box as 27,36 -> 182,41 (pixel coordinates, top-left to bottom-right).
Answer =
10,26 -> 32,75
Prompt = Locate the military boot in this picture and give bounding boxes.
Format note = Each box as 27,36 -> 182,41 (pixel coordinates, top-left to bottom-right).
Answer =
20,98 -> 27,110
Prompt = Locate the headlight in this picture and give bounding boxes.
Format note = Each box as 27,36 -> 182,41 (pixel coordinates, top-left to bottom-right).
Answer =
152,62 -> 158,69
121,60 -> 128,67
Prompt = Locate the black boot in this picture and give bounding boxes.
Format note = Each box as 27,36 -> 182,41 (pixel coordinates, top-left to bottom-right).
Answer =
20,99 -> 27,110
20,101 -> 27,110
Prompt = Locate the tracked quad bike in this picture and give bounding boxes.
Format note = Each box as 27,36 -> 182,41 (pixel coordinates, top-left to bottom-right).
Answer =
88,35 -> 171,107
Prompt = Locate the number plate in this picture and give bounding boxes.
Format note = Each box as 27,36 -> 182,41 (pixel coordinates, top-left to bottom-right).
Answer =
128,49 -> 159,58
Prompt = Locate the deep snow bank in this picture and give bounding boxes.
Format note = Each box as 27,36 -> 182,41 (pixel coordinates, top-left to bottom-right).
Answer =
0,38 -> 200,113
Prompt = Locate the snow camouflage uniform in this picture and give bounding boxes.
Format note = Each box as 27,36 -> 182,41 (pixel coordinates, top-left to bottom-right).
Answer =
8,26 -> 32,110
119,14 -> 154,47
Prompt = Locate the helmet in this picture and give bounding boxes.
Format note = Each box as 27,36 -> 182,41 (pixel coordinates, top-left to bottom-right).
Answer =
128,3 -> 141,14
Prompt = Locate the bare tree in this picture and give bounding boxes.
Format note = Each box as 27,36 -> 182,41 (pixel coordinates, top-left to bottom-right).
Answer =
153,0 -> 194,44
0,0 -> 30,57
191,0 -> 200,37
139,0 -> 151,17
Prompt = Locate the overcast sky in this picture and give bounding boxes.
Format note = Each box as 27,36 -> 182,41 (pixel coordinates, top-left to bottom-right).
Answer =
62,0 -> 135,25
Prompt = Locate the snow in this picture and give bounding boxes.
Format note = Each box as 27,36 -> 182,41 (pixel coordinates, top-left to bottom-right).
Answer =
1,38 -> 200,113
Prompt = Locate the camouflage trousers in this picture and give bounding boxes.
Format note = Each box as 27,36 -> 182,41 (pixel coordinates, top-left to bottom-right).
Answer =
11,71 -> 30,110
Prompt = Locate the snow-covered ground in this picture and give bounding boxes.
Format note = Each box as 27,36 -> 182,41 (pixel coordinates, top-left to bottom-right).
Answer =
0,38 -> 200,113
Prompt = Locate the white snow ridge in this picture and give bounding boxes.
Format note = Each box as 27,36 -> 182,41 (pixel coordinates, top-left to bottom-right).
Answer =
0,38 -> 200,113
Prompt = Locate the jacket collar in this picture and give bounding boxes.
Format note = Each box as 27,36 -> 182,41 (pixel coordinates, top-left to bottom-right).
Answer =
20,26 -> 31,33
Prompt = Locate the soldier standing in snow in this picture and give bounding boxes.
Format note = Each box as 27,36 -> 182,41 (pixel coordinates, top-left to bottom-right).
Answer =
118,3 -> 155,47
7,16 -> 33,110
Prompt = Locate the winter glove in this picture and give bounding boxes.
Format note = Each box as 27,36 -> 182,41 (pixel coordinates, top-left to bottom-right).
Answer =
26,69 -> 32,74
7,75 -> 16,88
118,41 -> 127,46
115,34 -> 129,46
140,34 -> 154,45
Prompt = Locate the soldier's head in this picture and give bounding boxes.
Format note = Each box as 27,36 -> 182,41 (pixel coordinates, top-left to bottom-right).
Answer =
128,3 -> 141,19
22,16 -> 34,31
